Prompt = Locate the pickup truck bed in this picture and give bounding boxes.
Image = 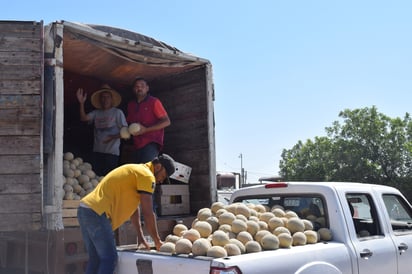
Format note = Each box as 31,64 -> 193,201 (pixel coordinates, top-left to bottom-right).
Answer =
116,182 -> 412,274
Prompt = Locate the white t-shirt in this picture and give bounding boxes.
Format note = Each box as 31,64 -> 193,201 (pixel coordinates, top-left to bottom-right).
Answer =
87,108 -> 127,156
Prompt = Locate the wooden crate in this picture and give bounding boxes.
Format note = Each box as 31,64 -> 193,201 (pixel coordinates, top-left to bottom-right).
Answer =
156,185 -> 190,216
63,200 -> 81,227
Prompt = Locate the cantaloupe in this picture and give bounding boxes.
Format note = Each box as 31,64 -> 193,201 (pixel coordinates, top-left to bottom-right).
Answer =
231,219 -> 247,234
192,238 -> 211,256
235,214 -> 248,223
259,212 -> 275,223
285,210 -> 298,219
120,126 -> 131,139
302,219 -> 314,231
64,152 -> 74,161
268,216 -> 284,230
271,207 -> 286,218
128,123 -> 142,135
278,232 -> 293,248
245,241 -> 262,253
228,238 -> 246,254
173,223 -> 188,236
273,226 -> 290,236
292,232 -> 307,246
193,221 -> 212,238
235,203 -> 251,218
165,234 -> 180,243
236,231 -> 253,245
254,230 -> 271,243
206,216 -> 220,232
218,212 -> 236,225
224,243 -> 241,256
261,234 -> 279,250
159,242 -> 175,253
246,220 -> 260,236
182,228 -> 201,242
318,228 -> 332,241
304,230 -> 318,244
175,238 -> 192,254
218,224 -> 232,233
207,246 -> 227,258
197,208 -> 212,221
211,230 -> 230,247
286,217 -> 305,234
211,201 -> 226,214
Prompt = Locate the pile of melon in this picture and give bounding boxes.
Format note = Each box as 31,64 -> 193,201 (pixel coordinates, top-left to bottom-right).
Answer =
159,201 -> 332,258
62,152 -> 103,200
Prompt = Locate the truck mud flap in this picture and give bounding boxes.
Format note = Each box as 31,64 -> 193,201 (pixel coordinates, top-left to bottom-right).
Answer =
136,259 -> 153,274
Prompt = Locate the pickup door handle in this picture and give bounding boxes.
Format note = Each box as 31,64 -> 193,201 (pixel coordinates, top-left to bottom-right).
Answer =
360,249 -> 373,259
398,243 -> 408,253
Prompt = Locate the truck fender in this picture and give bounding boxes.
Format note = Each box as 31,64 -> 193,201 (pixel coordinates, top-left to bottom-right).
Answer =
295,261 -> 342,274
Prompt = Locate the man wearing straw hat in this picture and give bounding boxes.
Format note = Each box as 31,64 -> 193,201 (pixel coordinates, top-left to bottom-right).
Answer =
77,84 -> 127,176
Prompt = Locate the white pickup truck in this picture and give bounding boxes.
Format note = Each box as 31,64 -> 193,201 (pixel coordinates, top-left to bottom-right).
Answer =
116,182 -> 412,274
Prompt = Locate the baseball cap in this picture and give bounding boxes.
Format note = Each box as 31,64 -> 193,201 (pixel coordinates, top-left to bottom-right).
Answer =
158,154 -> 176,181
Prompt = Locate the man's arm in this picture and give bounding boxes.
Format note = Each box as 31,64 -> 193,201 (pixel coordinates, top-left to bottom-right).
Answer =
131,193 -> 163,250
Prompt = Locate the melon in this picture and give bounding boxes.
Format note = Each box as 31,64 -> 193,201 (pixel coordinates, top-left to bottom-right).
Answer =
175,238 -> 192,254
235,204 -> 251,218
286,217 -> 305,234
218,212 -> 236,225
211,230 -> 230,247
245,241 -> 262,253
224,243 -> 241,256
278,232 -> 293,248
120,126 -> 131,139
211,201 -> 226,214
228,238 -> 246,254
182,229 -> 201,242
165,234 -> 180,244
261,234 -> 279,250
206,216 -> 220,232
173,223 -> 188,236
128,123 -> 142,135
246,220 -> 260,236
318,228 -> 333,241
192,238 -> 211,256
267,216 -> 284,230
207,246 -> 227,258
273,226 -> 290,236
259,212 -> 275,223
304,230 -> 318,244
159,242 -> 175,253
197,208 -> 212,221
254,230 -> 271,243
292,232 -> 307,246
193,221 -> 213,238
236,231 -> 253,245
231,219 -> 247,234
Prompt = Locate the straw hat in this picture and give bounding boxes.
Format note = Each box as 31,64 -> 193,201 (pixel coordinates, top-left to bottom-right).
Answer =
90,84 -> 122,109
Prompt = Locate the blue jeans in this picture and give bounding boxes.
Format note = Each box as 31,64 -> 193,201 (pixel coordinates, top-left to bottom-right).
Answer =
133,142 -> 160,164
77,206 -> 117,274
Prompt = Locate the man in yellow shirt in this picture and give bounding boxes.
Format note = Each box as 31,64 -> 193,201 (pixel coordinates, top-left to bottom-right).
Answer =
77,154 -> 176,274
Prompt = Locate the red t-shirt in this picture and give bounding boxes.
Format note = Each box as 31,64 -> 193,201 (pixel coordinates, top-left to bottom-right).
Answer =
127,95 -> 168,150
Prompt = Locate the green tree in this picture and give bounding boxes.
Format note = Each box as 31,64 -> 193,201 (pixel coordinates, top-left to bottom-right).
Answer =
279,106 -> 412,199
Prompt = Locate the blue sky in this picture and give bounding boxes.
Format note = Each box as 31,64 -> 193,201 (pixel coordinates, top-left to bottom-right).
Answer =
3,1 -> 412,183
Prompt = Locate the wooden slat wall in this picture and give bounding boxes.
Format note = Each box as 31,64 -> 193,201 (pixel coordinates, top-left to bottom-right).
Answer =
153,67 -> 214,213
0,21 -> 43,231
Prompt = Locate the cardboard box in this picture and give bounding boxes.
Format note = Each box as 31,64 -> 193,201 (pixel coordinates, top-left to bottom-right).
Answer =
170,162 -> 192,183
157,185 -> 190,216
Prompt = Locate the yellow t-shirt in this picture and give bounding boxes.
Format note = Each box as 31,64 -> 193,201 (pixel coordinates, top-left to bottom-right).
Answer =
81,162 -> 156,230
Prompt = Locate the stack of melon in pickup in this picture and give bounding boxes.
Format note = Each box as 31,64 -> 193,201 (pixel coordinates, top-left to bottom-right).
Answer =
62,152 -> 103,200
160,201 -> 332,258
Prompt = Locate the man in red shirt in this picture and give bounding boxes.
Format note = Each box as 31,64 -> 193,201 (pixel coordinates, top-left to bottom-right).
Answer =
127,77 -> 171,168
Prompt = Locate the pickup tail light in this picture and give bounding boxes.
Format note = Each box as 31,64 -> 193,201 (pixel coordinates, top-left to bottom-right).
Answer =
210,266 -> 242,274
265,182 -> 288,189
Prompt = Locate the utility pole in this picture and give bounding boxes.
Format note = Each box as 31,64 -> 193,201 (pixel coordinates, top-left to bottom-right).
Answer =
239,153 -> 244,187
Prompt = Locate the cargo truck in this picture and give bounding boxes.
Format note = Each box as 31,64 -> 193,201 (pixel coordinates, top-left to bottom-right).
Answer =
0,20 -> 216,273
